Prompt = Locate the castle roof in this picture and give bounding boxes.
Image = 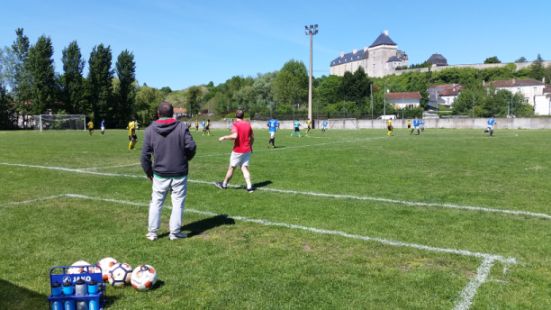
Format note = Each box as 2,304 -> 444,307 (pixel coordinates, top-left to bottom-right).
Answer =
369,32 -> 397,48
427,53 -> 448,66
330,49 -> 368,66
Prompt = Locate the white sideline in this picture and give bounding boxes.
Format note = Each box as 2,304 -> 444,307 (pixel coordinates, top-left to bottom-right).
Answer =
3,162 -> 549,221
453,257 -> 497,310
4,193 -> 516,310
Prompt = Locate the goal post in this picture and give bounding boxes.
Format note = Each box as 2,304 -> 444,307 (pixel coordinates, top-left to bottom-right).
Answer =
33,114 -> 86,131
326,118 -> 358,129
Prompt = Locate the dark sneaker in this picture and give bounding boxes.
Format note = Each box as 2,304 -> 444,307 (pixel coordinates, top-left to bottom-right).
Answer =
247,187 -> 255,193
169,232 -> 188,240
214,182 -> 227,189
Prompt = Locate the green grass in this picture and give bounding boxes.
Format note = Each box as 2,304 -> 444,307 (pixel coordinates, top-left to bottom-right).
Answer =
1,127 -> 551,309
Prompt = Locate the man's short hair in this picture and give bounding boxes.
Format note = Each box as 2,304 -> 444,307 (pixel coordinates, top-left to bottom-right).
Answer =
158,102 -> 174,118
235,110 -> 245,119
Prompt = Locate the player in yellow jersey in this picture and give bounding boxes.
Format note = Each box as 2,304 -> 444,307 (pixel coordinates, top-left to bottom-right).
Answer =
87,120 -> 94,135
127,118 -> 138,150
386,119 -> 394,136
306,119 -> 312,135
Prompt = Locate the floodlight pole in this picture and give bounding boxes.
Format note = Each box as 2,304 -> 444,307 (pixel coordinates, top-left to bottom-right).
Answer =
305,24 -> 318,128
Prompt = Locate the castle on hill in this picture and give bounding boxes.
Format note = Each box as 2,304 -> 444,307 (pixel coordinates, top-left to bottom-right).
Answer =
329,31 -> 551,78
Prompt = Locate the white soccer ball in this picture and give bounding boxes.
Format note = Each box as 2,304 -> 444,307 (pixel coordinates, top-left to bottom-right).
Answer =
131,264 -> 158,291
108,263 -> 132,287
97,257 -> 118,282
68,260 -> 91,274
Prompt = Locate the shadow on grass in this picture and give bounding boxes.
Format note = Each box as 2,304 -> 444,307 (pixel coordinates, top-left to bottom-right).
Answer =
0,279 -> 46,309
160,215 -> 236,239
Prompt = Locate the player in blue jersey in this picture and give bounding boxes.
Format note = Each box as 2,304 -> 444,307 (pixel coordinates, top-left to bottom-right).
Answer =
411,117 -> 421,135
485,116 -> 496,136
267,118 -> 280,148
321,119 -> 328,132
100,119 -> 106,135
291,120 -> 301,137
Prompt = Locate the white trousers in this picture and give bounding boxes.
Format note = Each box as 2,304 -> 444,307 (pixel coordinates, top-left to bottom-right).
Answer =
148,176 -> 187,235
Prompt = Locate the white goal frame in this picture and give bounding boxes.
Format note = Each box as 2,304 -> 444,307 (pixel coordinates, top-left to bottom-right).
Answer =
33,114 -> 86,132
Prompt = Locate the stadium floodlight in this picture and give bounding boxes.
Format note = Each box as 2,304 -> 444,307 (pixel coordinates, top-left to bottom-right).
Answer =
305,24 -> 319,127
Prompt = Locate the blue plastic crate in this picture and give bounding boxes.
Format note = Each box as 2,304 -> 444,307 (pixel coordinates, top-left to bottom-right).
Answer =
48,265 -> 105,309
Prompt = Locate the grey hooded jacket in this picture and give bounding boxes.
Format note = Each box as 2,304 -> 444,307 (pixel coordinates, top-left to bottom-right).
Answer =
140,119 -> 196,178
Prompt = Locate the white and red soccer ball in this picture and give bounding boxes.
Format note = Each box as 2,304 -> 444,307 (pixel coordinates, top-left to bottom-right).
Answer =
108,262 -> 132,287
130,264 -> 157,291
97,257 -> 118,282
67,260 -> 91,274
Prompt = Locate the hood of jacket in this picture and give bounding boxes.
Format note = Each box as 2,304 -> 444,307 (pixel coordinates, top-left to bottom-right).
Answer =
152,118 -> 179,137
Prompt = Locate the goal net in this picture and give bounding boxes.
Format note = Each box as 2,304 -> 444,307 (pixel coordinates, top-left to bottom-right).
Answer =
33,114 -> 86,131
326,118 -> 358,129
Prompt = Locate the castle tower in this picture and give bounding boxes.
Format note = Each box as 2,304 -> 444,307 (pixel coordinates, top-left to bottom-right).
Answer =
367,31 -> 399,77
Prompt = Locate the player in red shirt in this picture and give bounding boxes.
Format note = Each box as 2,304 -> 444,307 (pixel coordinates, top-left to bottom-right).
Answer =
215,110 -> 255,192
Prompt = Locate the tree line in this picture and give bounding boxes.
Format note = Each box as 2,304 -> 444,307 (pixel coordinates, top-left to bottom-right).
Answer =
1,27 -> 550,130
0,28 -> 136,129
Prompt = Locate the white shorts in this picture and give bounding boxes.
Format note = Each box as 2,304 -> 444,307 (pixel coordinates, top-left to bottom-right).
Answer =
230,151 -> 251,167
269,131 -> 276,138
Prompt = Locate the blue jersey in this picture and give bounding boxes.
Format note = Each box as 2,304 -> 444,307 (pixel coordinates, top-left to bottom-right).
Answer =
100,120 -> 105,127
487,118 -> 496,127
322,120 -> 328,128
267,119 -> 279,132
413,119 -> 421,127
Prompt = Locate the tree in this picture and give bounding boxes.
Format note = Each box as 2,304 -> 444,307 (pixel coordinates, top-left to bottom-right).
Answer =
25,36 -> 57,114
135,85 -> 164,124
88,44 -> 113,123
272,60 -> 308,111
0,84 -> 14,129
484,56 -> 501,64
114,50 -> 136,126
61,41 -> 86,114
315,75 -> 342,108
186,86 -> 202,116
529,54 -> 545,80
515,56 -> 527,63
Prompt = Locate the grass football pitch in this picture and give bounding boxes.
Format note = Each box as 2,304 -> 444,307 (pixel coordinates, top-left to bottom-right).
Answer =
1,127 -> 551,309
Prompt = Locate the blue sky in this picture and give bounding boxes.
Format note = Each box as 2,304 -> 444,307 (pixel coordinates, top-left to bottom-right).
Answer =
1,0 -> 549,90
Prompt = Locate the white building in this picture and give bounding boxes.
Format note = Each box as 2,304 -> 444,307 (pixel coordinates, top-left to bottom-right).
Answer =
385,92 -> 421,109
330,31 -> 408,78
427,84 -> 462,109
491,79 -> 551,116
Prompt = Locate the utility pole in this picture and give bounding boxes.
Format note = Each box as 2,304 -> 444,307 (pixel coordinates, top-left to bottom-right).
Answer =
305,24 -> 318,127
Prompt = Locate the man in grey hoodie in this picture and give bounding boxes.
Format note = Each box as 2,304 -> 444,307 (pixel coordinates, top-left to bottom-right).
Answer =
141,102 -> 197,241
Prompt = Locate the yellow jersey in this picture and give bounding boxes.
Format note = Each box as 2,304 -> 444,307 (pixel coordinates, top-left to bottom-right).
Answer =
127,121 -> 137,136
87,121 -> 94,129
387,119 -> 393,127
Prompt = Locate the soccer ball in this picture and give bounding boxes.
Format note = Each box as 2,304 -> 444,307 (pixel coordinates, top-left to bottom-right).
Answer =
97,257 -> 118,282
108,263 -> 132,287
131,264 -> 158,291
68,260 -> 91,274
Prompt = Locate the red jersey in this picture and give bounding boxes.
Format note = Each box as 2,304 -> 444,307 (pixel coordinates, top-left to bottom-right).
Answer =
232,120 -> 253,153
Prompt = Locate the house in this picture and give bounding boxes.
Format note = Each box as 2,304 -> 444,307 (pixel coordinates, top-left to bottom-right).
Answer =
490,78 -> 545,106
385,92 -> 421,109
173,107 -> 188,118
489,78 -> 551,115
427,84 -> 462,109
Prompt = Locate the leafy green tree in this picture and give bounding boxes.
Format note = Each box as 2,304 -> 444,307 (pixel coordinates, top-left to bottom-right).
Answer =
452,88 -> 484,115
87,44 -> 113,124
114,50 -> 136,126
0,84 -> 14,129
515,56 -> 527,63
61,41 -> 86,114
529,54 -> 545,80
272,60 -> 308,111
186,86 -> 203,116
315,75 -> 342,111
135,84 -> 164,124
339,67 -> 371,109
484,56 -> 501,64
25,36 -> 57,114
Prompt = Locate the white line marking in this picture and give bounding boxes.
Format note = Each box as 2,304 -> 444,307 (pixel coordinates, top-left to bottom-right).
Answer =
6,193 -> 517,310
3,162 -> 551,221
0,194 -> 68,208
11,193 -> 516,265
453,257 -> 496,310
